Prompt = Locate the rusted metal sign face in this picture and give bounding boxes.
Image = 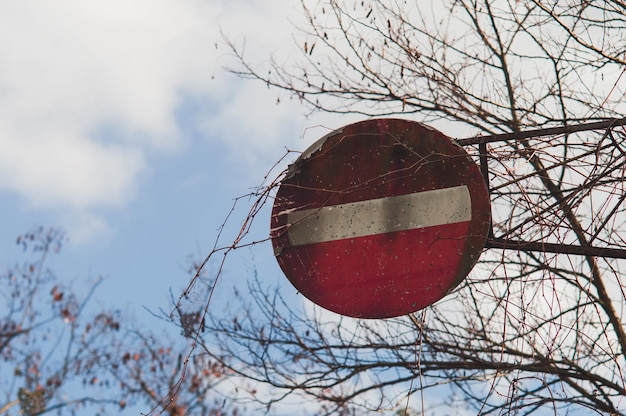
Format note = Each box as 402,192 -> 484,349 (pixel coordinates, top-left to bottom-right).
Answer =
271,119 -> 491,318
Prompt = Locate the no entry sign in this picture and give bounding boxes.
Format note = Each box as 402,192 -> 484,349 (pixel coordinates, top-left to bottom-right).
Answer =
271,119 -> 491,318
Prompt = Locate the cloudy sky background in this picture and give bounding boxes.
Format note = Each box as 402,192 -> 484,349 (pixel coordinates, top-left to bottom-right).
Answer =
0,2 -> 529,414
0,0 -> 362,315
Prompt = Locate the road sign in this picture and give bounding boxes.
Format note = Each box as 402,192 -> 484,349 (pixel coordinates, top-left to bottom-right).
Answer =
271,119 -> 491,318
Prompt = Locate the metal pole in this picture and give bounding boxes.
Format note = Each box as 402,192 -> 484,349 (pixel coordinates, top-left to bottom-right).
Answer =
460,118 -> 626,259
457,117 -> 626,146
485,238 -> 626,259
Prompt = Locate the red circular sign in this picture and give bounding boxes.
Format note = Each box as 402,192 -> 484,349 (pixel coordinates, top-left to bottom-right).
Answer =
271,119 -> 490,318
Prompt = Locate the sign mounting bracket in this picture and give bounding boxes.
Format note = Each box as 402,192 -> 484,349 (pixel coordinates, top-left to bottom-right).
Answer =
463,117 -> 626,260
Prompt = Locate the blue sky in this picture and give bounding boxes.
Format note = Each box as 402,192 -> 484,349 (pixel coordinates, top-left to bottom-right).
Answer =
0,0 -> 355,319
9,2 -> 615,414
0,3 -> 461,413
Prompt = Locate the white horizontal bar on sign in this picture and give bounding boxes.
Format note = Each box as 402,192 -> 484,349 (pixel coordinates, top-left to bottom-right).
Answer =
287,185 -> 472,246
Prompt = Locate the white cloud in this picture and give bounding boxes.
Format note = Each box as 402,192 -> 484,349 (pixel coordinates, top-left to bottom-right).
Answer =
0,124 -> 144,209
0,0 -> 221,211
61,210 -> 113,246
0,0 -> 327,241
